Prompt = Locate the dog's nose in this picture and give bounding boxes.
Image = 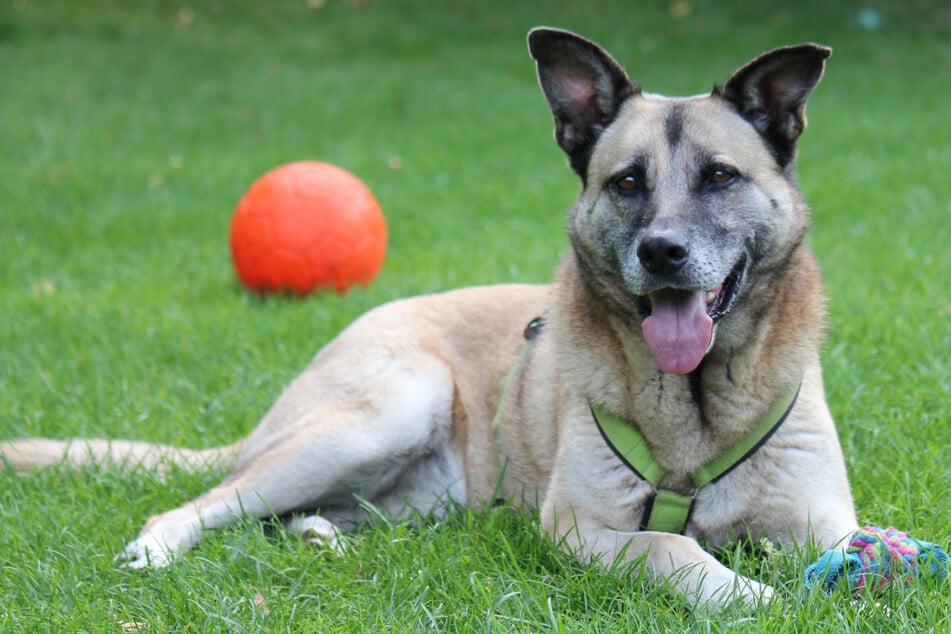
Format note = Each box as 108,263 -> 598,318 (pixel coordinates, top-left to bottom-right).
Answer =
637,232 -> 690,275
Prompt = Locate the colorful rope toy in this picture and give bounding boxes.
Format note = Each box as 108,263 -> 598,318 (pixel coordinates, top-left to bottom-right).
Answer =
805,525 -> 950,597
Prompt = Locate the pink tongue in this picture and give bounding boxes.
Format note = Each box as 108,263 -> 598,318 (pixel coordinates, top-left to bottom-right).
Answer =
641,289 -> 713,374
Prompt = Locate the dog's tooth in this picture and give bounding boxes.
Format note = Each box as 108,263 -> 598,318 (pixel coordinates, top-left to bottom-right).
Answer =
705,290 -> 717,305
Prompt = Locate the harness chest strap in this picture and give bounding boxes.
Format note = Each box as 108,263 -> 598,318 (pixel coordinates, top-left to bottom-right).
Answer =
591,380 -> 802,534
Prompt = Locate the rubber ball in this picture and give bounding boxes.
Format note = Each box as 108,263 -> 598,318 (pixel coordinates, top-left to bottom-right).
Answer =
229,161 -> 387,295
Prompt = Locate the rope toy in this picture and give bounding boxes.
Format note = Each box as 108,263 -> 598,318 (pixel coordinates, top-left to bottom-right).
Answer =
805,525 -> 949,597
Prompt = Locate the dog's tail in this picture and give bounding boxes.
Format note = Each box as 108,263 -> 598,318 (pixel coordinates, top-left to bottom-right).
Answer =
0,438 -> 244,475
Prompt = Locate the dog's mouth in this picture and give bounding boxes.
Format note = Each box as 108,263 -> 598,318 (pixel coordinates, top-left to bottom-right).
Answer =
634,256 -> 746,375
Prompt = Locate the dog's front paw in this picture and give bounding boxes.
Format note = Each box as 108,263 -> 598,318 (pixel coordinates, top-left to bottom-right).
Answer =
116,533 -> 176,569
701,575 -> 774,608
734,578 -> 775,607
285,514 -> 346,554
680,561 -> 775,608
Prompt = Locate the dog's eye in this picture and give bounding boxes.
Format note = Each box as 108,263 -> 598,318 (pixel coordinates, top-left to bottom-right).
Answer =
615,174 -> 639,192
707,166 -> 737,186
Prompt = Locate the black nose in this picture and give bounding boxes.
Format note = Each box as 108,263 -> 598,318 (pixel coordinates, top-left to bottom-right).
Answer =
637,232 -> 690,275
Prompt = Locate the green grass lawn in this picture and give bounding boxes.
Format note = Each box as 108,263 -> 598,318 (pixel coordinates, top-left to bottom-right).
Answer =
1,0 -> 948,630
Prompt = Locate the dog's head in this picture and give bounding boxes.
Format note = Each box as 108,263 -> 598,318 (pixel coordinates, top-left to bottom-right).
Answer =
529,28 -> 830,375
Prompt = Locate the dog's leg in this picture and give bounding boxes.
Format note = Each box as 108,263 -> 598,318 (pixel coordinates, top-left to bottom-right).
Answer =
558,523 -> 773,606
118,352 -> 457,568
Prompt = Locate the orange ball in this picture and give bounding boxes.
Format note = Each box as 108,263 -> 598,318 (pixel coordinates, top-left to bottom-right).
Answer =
229,161 -> 387,295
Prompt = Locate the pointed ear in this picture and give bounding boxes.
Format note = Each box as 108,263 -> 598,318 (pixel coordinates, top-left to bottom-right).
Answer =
717,44 -> 831,166
528,27 -> 639,176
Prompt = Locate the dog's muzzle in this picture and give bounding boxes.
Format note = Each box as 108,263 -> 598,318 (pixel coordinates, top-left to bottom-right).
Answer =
634,254 -> 747,374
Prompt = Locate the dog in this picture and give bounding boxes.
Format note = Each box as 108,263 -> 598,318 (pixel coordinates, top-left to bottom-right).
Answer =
1,28 -> 859,606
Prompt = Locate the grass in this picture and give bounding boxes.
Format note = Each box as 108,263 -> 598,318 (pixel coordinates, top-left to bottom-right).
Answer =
1,0 -> 948,630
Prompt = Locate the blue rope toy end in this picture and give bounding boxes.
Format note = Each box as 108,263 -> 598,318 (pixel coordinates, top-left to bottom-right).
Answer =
805,525 -> 950,597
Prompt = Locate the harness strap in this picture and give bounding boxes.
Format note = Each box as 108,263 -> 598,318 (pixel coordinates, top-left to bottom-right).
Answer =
691,381 -> 801,487
642,489 -> 695,534
591,379 -> 801,534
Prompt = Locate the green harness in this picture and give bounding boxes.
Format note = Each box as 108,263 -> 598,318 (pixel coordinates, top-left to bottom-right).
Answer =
495,316 -> 801,535
591,380 -> 801,534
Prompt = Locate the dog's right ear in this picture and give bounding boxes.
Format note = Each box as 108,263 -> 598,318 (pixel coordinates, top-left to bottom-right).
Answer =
717,44 -> 831,167
528,28 -> 639,177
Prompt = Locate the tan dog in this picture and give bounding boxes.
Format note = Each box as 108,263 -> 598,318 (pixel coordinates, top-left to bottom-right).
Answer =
1,28 -> 858,606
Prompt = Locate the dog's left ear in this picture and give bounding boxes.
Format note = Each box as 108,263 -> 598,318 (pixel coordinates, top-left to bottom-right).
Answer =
717,44 -> 831,167
528,27 -> 639,177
